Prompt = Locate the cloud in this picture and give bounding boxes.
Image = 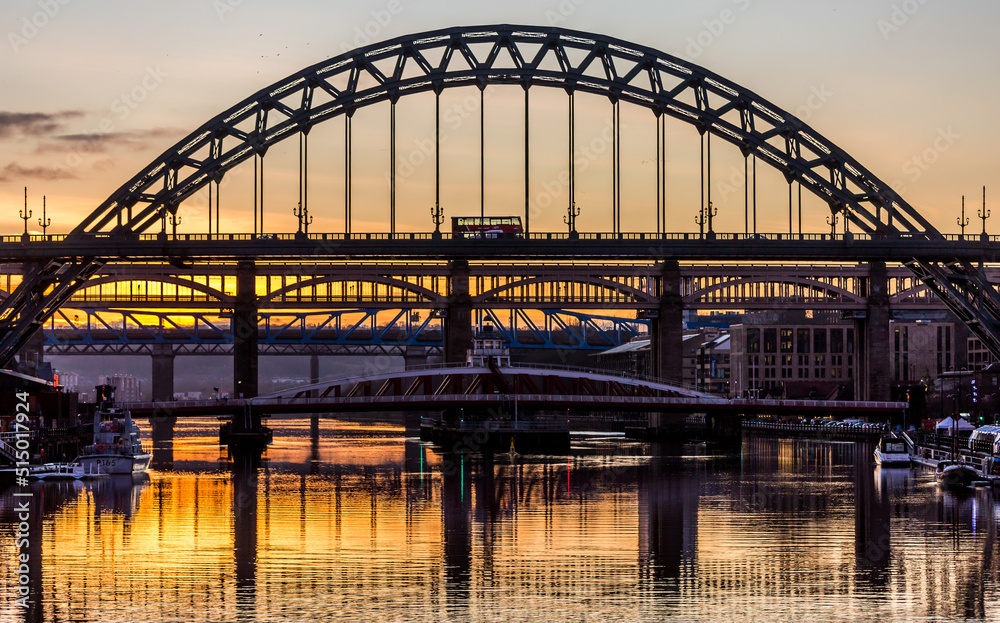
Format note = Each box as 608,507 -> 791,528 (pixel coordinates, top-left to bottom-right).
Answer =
36,127 -> 184,154
0,111 -> 85,139
0,163 -> 78,182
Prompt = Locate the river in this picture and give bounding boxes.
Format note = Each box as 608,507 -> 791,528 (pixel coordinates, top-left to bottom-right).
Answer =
1,418 -> 998,622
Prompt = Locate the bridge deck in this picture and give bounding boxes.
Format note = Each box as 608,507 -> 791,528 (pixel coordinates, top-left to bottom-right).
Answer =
3,233 -> 1000,263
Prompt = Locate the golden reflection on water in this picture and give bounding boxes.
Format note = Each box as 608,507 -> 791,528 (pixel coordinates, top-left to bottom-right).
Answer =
0,420 -> 997,622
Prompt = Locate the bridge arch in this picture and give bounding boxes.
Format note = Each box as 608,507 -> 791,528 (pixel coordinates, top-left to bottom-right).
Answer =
76,24 -> 936,238
260,274 -> 444,306
71,275 -> 232,305
474,275 -> 655,306
687,275 -> 864,308
890,284 -> 937,306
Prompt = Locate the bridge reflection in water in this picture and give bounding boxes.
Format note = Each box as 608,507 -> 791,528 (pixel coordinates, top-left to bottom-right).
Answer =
0,420 -> 998,622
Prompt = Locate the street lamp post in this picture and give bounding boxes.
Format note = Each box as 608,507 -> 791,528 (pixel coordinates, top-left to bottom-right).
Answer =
705,201 -> 718,240
37,196 -> 51,236
958,195 -> 969,238
19,187 -> 32,240
430,203 -> 444,239
827,212 -> 839,238
979,186 -> 990,242
695,203 -> 707,238
564,202 -> 580,238
293,200 -> 312,235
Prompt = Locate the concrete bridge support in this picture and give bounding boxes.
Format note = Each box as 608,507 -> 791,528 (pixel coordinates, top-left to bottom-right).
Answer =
151,343 -> 175,402
310,354 -> 320,438
150,343 -> 178,442
857,261 -> 891,402
234,260 -> 259,399
651,261 -> 684,386
404,345 -> 430,369
20,330 -> 45,376
444,260 -> 473,364
16,260 -> 45,375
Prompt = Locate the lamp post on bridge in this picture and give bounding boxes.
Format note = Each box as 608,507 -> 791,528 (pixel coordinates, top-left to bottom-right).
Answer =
979,186 -> 990,242
694,203 -> 707,238
20,187 -> 32,241
430,203 -> 444,240
37,196 -> 51,237
705,201 -> 718,240
826,212 -> 839,238
564,202 -> 580,239
168,213 -> 182,238
957,195 -> 969,239
293,200 -> 312,238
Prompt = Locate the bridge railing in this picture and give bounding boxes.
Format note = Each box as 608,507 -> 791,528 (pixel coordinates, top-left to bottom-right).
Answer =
9,231 -> 1000,244
401,361 -> 709,394
731,398 -> 907,411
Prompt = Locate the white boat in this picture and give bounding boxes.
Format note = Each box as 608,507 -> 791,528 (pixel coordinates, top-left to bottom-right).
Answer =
76,406 -> 152,476
873,435 -> 911,466
30,462 -> 108,480
935,460 -> 978,490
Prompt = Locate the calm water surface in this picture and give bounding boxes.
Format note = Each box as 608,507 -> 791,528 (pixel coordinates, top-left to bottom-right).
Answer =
1,418 -> 998,622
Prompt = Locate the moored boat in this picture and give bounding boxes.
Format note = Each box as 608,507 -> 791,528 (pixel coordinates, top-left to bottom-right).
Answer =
935,460 -> 978,490
76,405 -> 151,476
30,462 -> 108,480
874,434 -> 911,466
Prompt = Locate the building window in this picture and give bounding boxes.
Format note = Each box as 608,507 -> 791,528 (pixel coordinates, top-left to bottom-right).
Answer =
748,328 -> 760,354
813,329 -> 827,354
780,329 -> 794,353
846,328 -> 855,353
797,328 -> 810,354
831,329 -> 844,354
764,328 -> 777,353
815,368 -> 826,379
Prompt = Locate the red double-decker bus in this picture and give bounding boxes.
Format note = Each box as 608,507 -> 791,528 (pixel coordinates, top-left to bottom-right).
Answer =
451,216 -> 523,238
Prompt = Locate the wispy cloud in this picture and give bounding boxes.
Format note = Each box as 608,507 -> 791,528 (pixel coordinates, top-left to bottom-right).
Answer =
0,111 -> 85,139
0,162 -> 78,182
36,126 -> 183,154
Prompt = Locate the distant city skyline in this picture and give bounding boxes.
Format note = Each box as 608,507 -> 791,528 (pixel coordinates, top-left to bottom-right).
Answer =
2,0 -> 997,236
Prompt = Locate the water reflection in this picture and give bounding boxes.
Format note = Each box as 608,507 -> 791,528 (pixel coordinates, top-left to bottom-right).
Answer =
232,450 -> 259,623
0,420 -> 998,622
856,446 -> 891,588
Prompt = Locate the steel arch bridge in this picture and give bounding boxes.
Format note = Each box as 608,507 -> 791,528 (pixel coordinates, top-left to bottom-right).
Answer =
2,24 -> 998,367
